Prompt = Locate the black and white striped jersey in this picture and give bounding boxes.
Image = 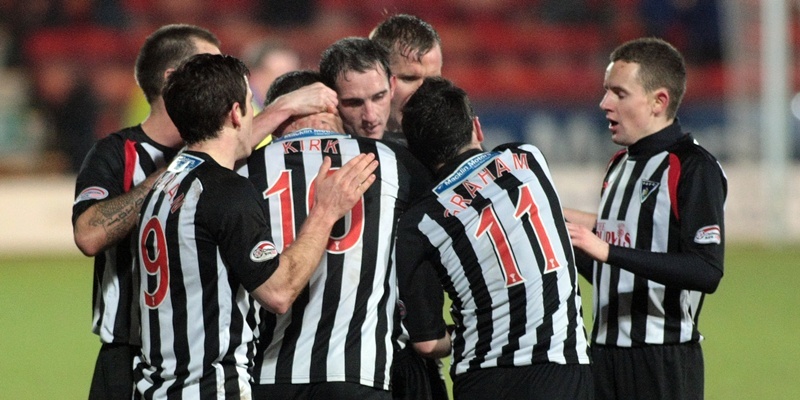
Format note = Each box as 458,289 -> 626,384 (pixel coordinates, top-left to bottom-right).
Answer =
395,143 -> 591,377
72,125 -> 178,345
590,122 -> 727,347
134,151 -> 278,399
241,129 -> 431,390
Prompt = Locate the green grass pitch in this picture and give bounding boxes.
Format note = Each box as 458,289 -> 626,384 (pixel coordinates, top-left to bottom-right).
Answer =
0,243 -> 797,399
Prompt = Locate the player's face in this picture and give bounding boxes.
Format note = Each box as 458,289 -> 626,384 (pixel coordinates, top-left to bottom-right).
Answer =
335,66 -> 394,140
388,44 -> 443,132
599,61 -> 659,147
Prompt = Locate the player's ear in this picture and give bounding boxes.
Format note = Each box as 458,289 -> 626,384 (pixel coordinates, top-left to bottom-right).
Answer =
231,102 -> 243,129
652,87 -> 670,117
388,74 -> 396,97
473,116 -> 484,144
163,68 -> 177,83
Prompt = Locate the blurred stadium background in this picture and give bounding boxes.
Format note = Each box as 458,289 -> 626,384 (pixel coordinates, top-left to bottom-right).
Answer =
0,0 -> 798,251
0,1 -> 798,398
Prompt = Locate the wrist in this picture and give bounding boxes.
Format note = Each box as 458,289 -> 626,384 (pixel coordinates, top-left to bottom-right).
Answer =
306,204 -> 340,228
255,103 -> 292,140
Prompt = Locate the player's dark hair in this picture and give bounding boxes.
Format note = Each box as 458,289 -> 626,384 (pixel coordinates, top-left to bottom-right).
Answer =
369,14 -> 441,63
402,77 -> 474,170
135,24 -> 220,104
610,37 -> 686,119
319,37 -> 391,90
265,70 -> 324,105
163,54 -> 249,145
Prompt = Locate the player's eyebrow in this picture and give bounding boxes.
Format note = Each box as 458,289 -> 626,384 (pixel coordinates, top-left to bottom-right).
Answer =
605,84 -> 627,95
371,89 -> 389,99
339,97 -> 364,106
397,73 -> 422,80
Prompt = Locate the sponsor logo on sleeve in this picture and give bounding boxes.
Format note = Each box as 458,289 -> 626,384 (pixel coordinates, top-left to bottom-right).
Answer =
250,241 -> 278,262
74,187 -> 109,204
694,225 -> 722,244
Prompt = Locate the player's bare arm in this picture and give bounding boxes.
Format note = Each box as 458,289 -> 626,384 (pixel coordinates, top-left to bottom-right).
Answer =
250,82 -> 338,147
73,168 -> 165,256
563,208 -> 597,230
567,222 -> 609,263
412,332 -> 451,359
251,153 -> 378,314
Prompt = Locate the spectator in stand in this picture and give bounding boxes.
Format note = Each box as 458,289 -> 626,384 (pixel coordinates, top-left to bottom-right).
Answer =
641,0 -> 722,64
243,39 -> 302,115
242,39 -> 301,148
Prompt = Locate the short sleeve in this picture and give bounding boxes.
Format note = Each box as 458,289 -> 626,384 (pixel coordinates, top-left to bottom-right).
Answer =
201,174 -> 280,292
72,137 -> 126,225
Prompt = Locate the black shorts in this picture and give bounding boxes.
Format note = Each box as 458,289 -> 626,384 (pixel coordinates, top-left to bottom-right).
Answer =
391,346 -> 448,400
89,342 -> 137,400
591,342 -> 704,400
452,363 -> 593,400
252,382 -> 392,400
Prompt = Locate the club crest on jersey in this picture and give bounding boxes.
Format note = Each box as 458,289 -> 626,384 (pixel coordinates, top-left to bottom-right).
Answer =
694,225 -> 722,244
250,241 -> 278,262
640,180 -> 660,203
74,186 -> 109,204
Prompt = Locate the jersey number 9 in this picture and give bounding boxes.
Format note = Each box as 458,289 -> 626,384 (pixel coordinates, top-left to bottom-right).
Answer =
140,217 -> 170,308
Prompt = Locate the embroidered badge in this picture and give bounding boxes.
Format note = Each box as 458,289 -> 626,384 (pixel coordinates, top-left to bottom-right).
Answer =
694,225 -> 722,244
74,186 -> 109,205
250,241 -> 278,262
640,180 -> 660,203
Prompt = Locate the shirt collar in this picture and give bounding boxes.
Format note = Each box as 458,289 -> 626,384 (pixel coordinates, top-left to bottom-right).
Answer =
627,120 -> 686,160
435,148 -> 485,180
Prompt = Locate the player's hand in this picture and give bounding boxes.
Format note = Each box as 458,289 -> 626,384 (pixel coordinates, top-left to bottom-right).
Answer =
567,222 -> 609,263
275,82 -> 338,117
303,112 -> 344,134
312,154 -> 378,221
563,208 -> 597,230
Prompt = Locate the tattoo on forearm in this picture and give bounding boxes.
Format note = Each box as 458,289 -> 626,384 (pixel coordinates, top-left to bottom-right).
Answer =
92,184 -> 150,243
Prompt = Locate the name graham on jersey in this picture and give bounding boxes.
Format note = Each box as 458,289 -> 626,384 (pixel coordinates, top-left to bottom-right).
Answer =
441,152 -> 530,217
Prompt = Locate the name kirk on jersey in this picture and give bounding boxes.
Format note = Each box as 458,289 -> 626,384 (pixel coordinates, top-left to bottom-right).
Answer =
443,152 -> 530,217
282,139 -> 340,155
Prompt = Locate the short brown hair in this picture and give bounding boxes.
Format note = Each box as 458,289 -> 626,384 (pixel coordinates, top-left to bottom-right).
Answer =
610,37 -> 686,119
369,14 -> 441,62
135,24 -> 220,104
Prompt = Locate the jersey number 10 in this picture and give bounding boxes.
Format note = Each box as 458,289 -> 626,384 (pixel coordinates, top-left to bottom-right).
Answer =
264,168 -> 365,253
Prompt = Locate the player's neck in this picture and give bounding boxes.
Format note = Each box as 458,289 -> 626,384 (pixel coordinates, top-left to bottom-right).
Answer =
187,128 -> 242,170
141,99 -> 184,149
386,116 -> 401,133
186,142 -> 233,170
